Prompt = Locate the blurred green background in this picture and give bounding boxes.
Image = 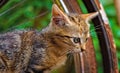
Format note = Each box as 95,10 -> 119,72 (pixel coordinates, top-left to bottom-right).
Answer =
0,0 -> 119,73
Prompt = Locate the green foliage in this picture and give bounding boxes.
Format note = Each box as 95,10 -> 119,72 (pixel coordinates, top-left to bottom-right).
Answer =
0,0 -> 119,72
0,0 -> 52,32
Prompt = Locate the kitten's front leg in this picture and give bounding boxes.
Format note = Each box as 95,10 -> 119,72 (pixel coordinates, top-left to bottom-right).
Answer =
31,65 -> 47,70
26,68 -> 34,73
43,70 -> 50,73
29,64 -> 50,73
0,51 -> 13,72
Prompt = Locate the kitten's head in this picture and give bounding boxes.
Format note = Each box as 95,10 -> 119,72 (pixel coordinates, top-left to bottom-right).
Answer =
48,4 -> 98,51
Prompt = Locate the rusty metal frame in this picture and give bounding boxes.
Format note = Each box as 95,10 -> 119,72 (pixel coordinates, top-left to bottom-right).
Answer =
82,0 -> 118,73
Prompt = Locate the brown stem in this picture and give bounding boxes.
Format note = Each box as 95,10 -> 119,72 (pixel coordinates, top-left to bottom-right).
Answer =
114,0 -> 120,26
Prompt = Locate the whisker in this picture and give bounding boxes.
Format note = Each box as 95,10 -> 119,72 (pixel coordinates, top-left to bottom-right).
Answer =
94,24 -> 103,28
91,24 -> 103,28
0,0 -> 26,17
90,31 -> 102,34
90,32 -> 102,37
90,24 -> 103,32
90,27 -> 102,33
90,30 -> 103,36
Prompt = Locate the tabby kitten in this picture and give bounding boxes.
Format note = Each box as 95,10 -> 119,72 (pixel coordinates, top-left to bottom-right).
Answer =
0,4 -> 98,73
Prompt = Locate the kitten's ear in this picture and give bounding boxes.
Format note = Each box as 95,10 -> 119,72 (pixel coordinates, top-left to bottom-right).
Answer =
52,4 -> 65,17
52,4 -> 67,26
81,12 -> 99,21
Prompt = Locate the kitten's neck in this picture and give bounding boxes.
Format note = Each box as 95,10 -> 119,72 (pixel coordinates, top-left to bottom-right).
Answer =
40,23 -> 53,33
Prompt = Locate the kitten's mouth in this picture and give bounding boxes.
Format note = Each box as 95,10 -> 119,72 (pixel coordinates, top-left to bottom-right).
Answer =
60,48 -> 84,56
68,48 -> 85,54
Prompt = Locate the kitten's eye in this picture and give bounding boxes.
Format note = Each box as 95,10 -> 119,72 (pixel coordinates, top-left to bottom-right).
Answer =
73,37 -> 81,44
53,18 -> 65,26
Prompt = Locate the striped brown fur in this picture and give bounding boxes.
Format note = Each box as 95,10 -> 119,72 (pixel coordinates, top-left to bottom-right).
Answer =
0,4 -> 98,73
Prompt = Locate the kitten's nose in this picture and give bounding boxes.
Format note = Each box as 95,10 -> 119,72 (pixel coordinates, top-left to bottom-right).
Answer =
75,44 -> 86,52
81,43 -> 86,52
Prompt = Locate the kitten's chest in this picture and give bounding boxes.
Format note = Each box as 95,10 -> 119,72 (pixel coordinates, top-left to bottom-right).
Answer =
51,55 -> 67,70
